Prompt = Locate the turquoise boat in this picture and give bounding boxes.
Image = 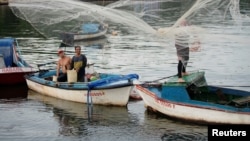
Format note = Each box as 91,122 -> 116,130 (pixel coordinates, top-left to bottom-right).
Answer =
136,71 -> 250,124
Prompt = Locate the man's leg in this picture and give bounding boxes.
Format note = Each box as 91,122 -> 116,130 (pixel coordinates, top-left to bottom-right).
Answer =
57,73 -> 67,82
177,60 -> 183,78
77,69 -> 85,82
182,60 -> 189,76
177,60 -> 185,82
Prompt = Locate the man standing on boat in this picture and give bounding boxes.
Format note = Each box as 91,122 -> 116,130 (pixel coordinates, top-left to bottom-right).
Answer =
71,46 -> 87,82
175,20 -> 191,83
56,49 -> 72,82
175,19 -> 201,82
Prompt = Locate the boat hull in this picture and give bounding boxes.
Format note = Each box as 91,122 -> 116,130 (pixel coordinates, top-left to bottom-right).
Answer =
0,67 -> 35,85
129,86 -> 142,100
26,79 -> 131,106
136,85 -> 250,125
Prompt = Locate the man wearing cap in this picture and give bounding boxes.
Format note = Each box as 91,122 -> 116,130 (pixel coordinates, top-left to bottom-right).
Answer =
56,49 -> 71,82
71,46 -> 87,82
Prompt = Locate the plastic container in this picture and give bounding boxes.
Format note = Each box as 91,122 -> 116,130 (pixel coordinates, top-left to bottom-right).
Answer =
67,70 -> 77,83
52,76 -> 57,82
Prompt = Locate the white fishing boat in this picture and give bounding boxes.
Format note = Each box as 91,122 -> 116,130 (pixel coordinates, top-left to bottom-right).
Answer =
25,68 -> 139,106
136,71 -> 250,125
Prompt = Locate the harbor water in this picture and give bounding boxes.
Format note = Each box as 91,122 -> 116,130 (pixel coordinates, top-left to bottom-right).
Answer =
0,0 -> 250,140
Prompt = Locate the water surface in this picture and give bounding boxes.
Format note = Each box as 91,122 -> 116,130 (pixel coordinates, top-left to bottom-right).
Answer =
0,0 -> 250,140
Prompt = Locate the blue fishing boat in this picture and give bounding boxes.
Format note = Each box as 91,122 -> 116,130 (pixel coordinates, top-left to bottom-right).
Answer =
25,68 -> 139,106
0,38 -> 35,85
136,71 -> 250,124
60,23 -> 108,47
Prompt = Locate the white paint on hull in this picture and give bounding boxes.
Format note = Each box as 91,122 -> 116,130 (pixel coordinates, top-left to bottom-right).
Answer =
136,85 -> 250,124
26,79 -> 131,106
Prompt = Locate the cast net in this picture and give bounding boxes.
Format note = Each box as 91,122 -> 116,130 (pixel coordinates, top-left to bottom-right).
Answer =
106,0 -> 250,64
9,0 -> 249,45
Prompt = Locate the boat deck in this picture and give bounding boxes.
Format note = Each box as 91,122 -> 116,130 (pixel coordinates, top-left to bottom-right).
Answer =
164,71 -> 207,87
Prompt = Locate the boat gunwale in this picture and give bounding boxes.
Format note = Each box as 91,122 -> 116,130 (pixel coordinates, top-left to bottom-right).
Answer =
25,74 -> 134,91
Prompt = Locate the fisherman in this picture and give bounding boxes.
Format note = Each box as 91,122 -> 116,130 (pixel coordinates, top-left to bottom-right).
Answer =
175,19 -> 191,83
175,19 -> 201,82
71,46 -> 87,82
56,49 -> 71,82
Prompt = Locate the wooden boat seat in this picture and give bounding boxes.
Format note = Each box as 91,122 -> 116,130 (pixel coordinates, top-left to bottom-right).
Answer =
232,96 -> 250,105
165,71 -> 207,87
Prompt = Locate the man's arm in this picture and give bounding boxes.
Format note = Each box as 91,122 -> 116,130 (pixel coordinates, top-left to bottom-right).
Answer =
82,55 -> 87,68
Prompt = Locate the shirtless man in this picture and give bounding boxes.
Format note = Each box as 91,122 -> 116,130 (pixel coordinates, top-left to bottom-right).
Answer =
56,49 -> 71,82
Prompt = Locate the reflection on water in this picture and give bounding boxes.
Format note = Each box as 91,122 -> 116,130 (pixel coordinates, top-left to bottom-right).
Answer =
0,84 -> 28,99
25,90 -> 207,141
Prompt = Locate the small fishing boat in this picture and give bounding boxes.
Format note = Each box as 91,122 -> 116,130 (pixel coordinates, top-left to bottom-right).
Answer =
74,23 -> 108,41
0,38 -> 35,85
25,69 -> 139,106
60,23 -> 108,47
136,71 -> 250,124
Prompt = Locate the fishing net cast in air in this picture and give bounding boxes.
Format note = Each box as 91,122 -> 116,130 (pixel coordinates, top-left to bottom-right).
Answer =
107,0 -> 250,47
9,0 -> 250,48
9,0 -> 156,38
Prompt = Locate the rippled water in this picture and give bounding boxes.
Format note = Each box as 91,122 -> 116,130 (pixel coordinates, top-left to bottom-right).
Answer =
0,91 -> 207,141
0,0 -> 250,140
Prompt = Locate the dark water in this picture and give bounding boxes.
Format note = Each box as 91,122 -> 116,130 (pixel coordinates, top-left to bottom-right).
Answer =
0,0 -> 250,140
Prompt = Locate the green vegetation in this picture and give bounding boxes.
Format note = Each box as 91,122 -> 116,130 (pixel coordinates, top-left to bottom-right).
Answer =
0,5 -> 41,38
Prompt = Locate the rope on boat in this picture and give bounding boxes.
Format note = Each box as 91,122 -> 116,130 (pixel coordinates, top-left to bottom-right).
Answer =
213,85 -> 250,88
142,70 -> 202,84
142,74 -> 177,84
